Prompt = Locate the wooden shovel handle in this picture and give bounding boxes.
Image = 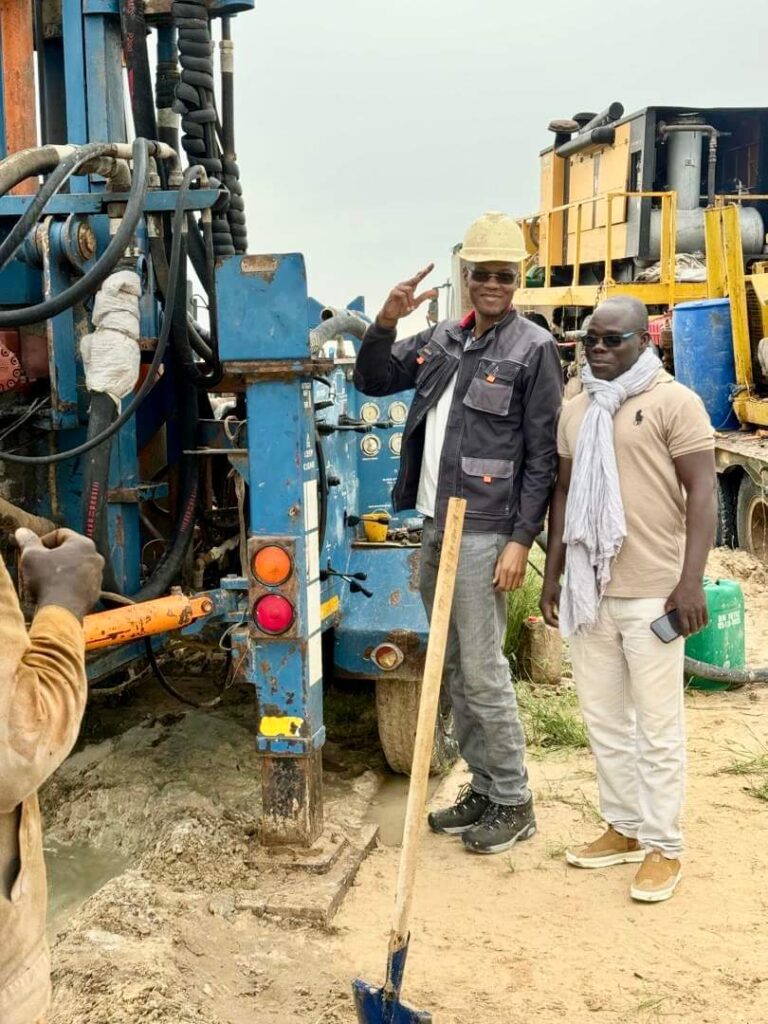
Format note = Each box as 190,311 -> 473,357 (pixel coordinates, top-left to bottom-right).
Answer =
389,496 -> 466,948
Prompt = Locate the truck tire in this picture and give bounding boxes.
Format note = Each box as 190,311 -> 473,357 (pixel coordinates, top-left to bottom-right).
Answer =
715,474 -> 737,549
736,475 -> 768,562
375,677 -> 458,775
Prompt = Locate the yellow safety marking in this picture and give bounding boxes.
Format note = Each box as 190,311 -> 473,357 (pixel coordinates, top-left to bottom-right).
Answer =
321,595 -> 340,619
259,716 -> 303,737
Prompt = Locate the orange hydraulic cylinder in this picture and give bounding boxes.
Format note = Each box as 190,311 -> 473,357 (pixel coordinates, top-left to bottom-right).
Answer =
0,0 -> 38,194
84,594 -> 215,651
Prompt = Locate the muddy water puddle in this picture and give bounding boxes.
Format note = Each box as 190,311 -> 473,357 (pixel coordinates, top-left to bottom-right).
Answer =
365,774 -> 440,845
45,840 -> 130,935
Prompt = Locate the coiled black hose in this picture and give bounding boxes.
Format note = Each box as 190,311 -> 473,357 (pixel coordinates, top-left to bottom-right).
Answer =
172,0 -> 234,257
0,161 -> 203,465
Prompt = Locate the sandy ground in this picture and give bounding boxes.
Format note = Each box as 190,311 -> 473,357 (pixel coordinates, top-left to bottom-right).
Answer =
43,547 -> 768,1024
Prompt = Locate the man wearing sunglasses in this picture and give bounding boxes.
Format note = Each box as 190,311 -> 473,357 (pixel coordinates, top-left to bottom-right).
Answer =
355,212 -> 562,855
541,296 -> 717,903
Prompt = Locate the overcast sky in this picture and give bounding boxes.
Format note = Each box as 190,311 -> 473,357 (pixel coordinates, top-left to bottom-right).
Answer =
230,0 -> 766,331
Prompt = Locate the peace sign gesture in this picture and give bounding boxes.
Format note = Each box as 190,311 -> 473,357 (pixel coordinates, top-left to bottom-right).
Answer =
376,264 -> 437,330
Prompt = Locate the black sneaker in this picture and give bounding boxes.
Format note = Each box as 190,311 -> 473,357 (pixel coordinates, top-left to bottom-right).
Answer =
461,796 -> 537,854
427,784 -> 490,835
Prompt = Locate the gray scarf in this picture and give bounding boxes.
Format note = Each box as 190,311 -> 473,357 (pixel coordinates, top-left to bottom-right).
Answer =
559,348 -> 661,637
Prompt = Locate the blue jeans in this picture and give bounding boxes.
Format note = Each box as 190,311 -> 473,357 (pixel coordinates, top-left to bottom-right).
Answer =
419,519 -> 530,806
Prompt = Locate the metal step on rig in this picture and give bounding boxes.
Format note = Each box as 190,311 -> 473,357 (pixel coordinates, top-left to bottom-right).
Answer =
0,0 -> 440,848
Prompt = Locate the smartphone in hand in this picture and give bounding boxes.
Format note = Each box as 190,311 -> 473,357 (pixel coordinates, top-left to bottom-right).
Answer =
650,609 -> 683,644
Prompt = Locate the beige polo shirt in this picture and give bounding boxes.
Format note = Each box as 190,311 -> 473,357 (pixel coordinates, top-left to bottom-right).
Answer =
558,370 -> 715,598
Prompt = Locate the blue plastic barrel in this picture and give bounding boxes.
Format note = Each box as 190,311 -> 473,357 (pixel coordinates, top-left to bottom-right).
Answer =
672,299 -> 739,430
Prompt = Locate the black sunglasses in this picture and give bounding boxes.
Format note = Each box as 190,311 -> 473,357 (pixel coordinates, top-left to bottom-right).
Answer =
583,330 -> 639,349
469,269 -> 518,285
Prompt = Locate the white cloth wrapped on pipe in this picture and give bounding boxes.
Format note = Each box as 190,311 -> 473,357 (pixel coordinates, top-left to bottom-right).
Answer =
79,270 -> 142,407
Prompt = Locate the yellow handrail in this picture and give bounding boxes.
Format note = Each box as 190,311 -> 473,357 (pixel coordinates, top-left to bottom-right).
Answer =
523,190 -> 682,292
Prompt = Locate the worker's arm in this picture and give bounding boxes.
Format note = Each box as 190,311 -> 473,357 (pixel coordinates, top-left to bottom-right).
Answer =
667,449 -> 718,637
353,264 -> 438,396
540,456 -> 572,626
0,529 -> 103,813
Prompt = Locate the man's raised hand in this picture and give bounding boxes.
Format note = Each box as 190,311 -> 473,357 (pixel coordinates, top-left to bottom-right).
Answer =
376,264 -> 438,329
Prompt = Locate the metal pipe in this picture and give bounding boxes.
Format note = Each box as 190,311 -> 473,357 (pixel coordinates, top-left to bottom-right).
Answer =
578,102 -> 624,135
555,125 -> 616,159
310,310 -> 368,354
659,123 -> 719,207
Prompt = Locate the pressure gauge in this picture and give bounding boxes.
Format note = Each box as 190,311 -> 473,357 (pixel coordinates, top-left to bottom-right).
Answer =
360,435 -> 381,457
389,433 -> 403,455
360,402 -> 380,424
389,401 -> 408,424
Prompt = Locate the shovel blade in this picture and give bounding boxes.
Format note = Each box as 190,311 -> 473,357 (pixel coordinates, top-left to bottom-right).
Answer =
352,978 -> 432,1024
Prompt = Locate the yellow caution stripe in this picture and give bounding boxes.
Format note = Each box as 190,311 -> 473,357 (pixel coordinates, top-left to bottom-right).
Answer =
321,595 -> 340,619
259,716 -> 303,738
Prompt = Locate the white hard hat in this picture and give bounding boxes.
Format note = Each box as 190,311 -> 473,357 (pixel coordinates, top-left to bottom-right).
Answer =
460,211 -> 527,263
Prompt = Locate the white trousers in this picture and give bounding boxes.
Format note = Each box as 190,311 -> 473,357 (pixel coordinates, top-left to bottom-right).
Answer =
570,597 -> 686,858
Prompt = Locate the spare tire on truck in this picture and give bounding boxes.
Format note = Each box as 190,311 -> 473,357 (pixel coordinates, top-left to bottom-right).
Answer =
736,475 -> 768,562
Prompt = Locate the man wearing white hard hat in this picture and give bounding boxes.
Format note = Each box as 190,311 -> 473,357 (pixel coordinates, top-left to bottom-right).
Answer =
355,213 -> 562,854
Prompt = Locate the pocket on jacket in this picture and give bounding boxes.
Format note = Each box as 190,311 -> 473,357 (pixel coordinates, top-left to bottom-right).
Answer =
415,346 -> 447,398
459,457 -> 514,517
462,360 -> 522,416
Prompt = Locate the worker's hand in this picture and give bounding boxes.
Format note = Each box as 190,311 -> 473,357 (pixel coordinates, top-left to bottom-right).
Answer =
665,578 -> 708,638
539,578 -> 561,628
493,541 -> 529,592
15,527 -> 104,622
376,264 -> 438,329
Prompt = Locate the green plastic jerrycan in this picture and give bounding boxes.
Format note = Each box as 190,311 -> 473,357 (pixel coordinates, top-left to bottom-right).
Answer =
685,578 -> 745,691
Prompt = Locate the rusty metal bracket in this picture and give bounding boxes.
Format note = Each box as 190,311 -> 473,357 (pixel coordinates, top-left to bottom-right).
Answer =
222,358 -> 335,380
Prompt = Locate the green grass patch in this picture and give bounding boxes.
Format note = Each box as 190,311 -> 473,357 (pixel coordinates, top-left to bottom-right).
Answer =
721,751 -> 768,776
516,680 -> 589,750
718,736 -> 768,803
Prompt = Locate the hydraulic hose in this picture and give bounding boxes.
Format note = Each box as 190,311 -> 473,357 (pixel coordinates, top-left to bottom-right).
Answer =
82,391 -> 120,592
684,657 -> 768,689
119,0 -> 158,145
132,338 -> 201,600
0,142 -> 114,271
0,144 -> 74,197
155,26 -> 181,157
0,162 -> 204,465
0,138 -> 150,328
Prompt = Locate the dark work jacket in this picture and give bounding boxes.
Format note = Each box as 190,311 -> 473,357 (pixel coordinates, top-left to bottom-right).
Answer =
353,308 -> 563,543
